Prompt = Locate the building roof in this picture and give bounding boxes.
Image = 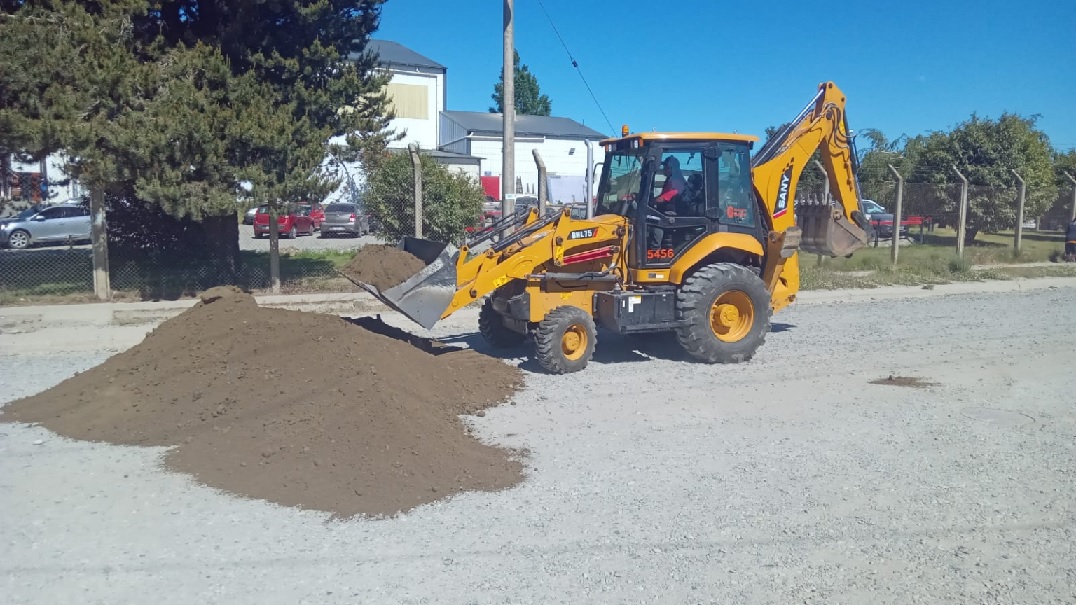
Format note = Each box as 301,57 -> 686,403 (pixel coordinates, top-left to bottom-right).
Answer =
388,147 -> 481,163
353,39 -> 445,71
443,111 -> 607,140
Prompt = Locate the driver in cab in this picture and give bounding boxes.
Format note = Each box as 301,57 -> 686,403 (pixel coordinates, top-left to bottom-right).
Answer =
648,155 -> 686,248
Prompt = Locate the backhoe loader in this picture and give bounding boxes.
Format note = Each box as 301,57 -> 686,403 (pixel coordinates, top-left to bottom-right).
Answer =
352,81 -> 873,373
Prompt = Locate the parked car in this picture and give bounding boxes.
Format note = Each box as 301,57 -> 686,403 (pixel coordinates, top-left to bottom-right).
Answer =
299,202 -> 325,231
243,206 -> 258,225
861,198 -> 908,239
0,203 -> 91,249
252,204 -> 315,239
320,202 -> 370,237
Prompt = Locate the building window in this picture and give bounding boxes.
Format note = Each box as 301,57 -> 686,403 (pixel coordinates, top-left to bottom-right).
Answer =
385,83 -> 429,120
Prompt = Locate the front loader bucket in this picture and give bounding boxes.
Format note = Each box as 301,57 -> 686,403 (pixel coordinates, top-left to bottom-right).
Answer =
352,236 -> 460,330
797,202 -> 871,257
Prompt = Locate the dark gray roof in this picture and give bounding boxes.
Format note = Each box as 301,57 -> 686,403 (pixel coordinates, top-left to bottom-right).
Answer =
352,39 -> 445,71
443,111 -> 607,140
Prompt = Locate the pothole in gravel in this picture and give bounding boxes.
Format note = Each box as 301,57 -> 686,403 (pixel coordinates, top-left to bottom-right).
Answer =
869,375 -> 940,388
961,407 -> 1035,427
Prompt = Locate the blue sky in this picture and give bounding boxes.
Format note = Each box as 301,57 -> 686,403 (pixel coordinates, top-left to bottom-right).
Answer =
375,0 -> 1076,153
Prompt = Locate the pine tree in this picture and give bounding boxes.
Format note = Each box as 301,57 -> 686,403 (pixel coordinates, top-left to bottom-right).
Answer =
490,50 -> 552,116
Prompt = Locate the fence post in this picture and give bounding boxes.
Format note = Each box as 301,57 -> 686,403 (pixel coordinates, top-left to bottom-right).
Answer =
1012,169 -> 1025,255
888,164 -> 904,265
408,144 -> 422,238
89,186 -> 111,301
951,165 -> 969,258
1066,172 -> 1076,224
812,159 -> 828,265
532,148 -> 547,217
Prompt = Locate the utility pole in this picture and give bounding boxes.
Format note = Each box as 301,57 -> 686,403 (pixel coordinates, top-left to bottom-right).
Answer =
1011,169 -> 1025,255
585,139 -> 594,219
951,165 -> 968,258
888,164 -> 904,265
501,0 -> 515,228
1066,172 -> 1076,223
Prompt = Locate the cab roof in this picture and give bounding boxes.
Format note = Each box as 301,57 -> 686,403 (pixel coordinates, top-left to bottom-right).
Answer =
600,132 -> 760,146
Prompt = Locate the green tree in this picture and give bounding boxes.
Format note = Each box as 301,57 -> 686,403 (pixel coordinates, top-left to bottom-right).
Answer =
0,0 -> 398,286
489,50 -> 552,116
363,150 -> 485,245
906,113 -> 1057,242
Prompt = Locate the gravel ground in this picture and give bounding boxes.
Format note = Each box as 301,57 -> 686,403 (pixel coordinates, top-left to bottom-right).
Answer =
2,285 -> 1075,604
237,224 -> 383,252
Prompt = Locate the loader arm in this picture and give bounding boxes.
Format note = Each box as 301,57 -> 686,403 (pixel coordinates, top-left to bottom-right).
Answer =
359,207 -> 630,329
440,209 -> 629,319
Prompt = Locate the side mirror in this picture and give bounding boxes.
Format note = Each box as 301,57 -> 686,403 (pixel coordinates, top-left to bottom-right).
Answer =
31,215 -> 46,221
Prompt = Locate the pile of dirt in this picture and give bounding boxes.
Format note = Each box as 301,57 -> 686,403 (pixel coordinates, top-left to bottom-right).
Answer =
342,244 -> 427,291
1,288 -> 526,518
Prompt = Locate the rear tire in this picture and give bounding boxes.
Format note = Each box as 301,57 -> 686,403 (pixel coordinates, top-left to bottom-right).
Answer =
534,306 -> 596,374
675,263 -> 771,363
288,225 -> 297,239
478,298 -> 525,348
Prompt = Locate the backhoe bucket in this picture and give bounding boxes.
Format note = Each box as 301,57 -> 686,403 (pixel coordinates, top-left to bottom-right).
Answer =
797,202 -> 871,257
354,237 -> 460,330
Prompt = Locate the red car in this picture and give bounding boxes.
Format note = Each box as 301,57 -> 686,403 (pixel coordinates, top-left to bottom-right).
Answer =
299,202 -> 325,231
253,204 -> 315,239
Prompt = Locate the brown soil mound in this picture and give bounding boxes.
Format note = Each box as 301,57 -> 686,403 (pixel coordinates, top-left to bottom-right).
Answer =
1,290 -> 525,518
342,244 -> 426,291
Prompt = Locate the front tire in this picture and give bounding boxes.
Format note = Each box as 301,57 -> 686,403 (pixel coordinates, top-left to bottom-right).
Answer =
675,263 -> 771,363
478,298 -> 526,348
534,306 -> 596,374
7,229 -> 30,249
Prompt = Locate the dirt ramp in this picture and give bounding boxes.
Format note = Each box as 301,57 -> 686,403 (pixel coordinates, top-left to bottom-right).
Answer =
342,244 -> 426,291
2,291 -> 525,518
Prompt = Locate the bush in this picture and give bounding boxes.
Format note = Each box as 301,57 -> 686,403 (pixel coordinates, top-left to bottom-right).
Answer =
363,150 -> 485,244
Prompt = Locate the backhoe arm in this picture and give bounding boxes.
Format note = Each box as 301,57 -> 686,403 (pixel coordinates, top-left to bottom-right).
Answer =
751,81 -> 871,258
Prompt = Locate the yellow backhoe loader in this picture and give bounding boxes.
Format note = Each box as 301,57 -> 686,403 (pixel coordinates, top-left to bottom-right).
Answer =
355,81 -> 873,373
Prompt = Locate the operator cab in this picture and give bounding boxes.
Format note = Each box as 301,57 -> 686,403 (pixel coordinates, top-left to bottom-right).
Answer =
594,131 -> 762,269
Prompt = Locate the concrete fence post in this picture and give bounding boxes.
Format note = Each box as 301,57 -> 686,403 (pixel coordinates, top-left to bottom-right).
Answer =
888,164 -> 904,265
408,144 -> 422,239
90,186 -> 111,301
1066,172 -> 1076,224
811,159 -> 828,265
1012,169 -> 1025,255
951,165 -> 969,258
532,148 -> 547,217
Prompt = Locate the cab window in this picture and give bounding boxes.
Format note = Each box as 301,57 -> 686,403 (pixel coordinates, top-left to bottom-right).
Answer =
716,144 -> 754,227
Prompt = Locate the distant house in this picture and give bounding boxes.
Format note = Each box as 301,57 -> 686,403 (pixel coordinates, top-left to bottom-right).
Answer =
349,39 -> 482,177
440,111 -> 608,205
341,40 -> 607,199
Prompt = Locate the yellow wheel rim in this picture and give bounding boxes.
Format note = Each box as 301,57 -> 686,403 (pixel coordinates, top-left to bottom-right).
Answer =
561,324 -> 588,361
710,291 -> 754,343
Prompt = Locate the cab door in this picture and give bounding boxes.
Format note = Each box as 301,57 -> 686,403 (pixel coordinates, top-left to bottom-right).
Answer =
638,146 -> 713,269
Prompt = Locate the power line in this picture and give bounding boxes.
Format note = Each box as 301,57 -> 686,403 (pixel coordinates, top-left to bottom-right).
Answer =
533,0 -> 615,135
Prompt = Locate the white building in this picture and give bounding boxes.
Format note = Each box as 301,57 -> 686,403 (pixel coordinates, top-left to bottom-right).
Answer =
440,111 -> 608,205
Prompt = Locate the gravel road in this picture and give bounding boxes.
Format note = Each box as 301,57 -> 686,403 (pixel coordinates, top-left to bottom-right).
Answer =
2,284 -> 1074,604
